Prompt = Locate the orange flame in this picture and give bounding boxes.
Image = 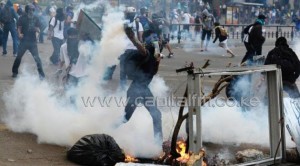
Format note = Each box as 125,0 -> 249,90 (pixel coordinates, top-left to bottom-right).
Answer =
176,140 -> 207,166
125,154 -> 138,163
176,140 -> 190,162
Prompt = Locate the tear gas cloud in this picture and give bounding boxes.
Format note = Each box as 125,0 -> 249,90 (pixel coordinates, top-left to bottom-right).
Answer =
2,1 -> 296,159
72,0 -> 104,22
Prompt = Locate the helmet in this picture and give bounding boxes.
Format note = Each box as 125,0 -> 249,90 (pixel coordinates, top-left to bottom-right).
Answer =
125,6 -> 136,13
140,7 -> 148,14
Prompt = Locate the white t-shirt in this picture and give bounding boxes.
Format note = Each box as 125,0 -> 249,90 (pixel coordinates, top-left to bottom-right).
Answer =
182,13 -> 191,24
60,41 -> 92,78
50,17 -> 64,40
125,20 -> 143,50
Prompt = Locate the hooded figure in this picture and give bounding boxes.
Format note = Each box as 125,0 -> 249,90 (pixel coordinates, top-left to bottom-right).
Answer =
264,37 -> 300,98
6,0 -> 12,7
200,9 -> 215,51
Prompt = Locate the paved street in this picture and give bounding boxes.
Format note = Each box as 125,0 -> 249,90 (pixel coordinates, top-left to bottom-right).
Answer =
0,36 -> 298,165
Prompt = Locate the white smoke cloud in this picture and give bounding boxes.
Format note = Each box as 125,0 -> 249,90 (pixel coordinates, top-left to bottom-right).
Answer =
1,3 -> 182,159
72,0 -> 105,22
202,102 -> 270,145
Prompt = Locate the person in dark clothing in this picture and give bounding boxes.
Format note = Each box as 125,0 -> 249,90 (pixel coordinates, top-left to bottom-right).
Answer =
0,0 -> 5,46
241,14 -> 266,64
117,26 -> 163,145
12,4 -> 45,79
264,37 -> 300,98
0,0 -> 19,56
212,22 -> 235,57
193,11 -> 201,40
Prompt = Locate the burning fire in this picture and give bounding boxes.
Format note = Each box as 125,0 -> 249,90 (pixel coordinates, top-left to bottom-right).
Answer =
176,140 -> 190,162
125,154 -> 138,163
176,140 -> 207,166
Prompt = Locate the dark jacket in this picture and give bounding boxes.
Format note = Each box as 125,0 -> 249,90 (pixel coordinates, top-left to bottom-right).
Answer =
0,0 -> 18,24
265,45 -> 300,83
248,22 -> 265,48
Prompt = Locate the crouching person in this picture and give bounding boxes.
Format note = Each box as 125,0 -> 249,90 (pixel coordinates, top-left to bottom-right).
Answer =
118,26 -> 163,145
57,28 -> 93,106
264,37 -> 300,98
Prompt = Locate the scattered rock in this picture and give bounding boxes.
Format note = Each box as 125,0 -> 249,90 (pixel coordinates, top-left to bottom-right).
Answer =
207,154 -> 230,166
0,124 -> 8,131
235,149 -> 264,163
7,158 -> 15,162
27,149 -> 33,154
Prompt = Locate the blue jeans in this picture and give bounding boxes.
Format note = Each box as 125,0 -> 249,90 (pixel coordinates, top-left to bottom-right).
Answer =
50,37 -> 64,65
124,81 -> 162,143
119,49 -> 139,90
201,29 -> 212,41
12,41 -> 45,78
2,22 -> 18,54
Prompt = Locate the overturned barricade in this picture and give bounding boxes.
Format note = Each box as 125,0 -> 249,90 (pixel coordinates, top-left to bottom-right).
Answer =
184,64 -> 287,165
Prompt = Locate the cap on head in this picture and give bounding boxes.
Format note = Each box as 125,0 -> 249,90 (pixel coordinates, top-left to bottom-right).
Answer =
0,0 -> 5,5
258,14 -> 266,19
140,7 -> 148,14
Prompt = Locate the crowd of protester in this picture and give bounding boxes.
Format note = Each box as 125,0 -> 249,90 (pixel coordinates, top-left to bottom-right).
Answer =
0,0 -> 299,150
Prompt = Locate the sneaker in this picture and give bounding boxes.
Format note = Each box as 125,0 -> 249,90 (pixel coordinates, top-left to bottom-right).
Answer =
159,53 -> 164,59
2,52 -> 7,56
12,73 -> 17,78
168,53 -> 174,58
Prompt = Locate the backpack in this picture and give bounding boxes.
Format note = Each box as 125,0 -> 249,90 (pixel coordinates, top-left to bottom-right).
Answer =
0,7 -> 13,23
243,24 -> 253,43
216,26 -> 228,36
